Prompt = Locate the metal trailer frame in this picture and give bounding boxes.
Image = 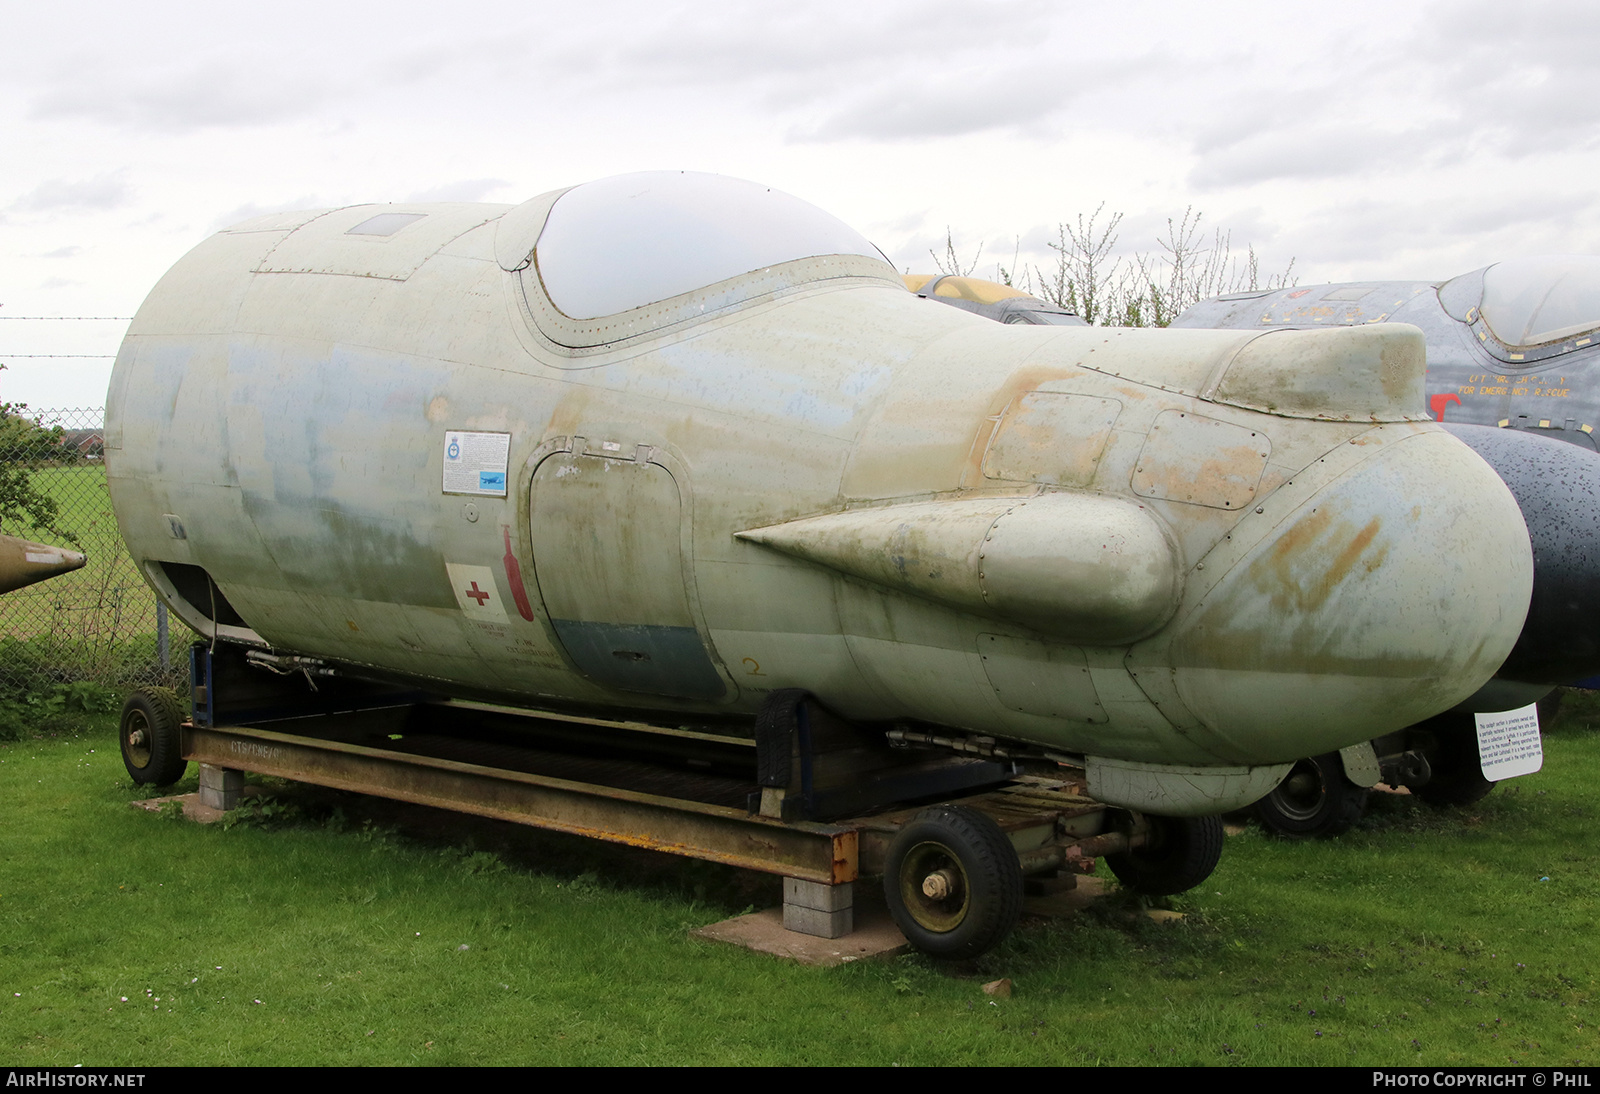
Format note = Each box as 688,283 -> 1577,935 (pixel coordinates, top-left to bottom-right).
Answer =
130,642 -> 1160,950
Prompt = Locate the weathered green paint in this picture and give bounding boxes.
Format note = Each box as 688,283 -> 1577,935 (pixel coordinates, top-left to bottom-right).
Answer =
106,184 -> 1534,814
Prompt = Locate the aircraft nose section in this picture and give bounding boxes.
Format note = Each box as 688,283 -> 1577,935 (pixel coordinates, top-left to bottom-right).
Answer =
1141,427 -> 1533,763
1444,424 -> 1600,685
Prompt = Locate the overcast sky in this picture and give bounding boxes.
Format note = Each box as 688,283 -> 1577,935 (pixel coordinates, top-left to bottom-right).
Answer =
4,0 -> 1598,410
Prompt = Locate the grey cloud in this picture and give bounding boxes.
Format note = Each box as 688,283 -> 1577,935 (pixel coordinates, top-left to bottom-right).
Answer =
1433,192 -> 1594,238
1296,200 -> 1463,263
870,209 -> 934,237
615,0 -> 1058,87
10,174 -> 131,213
1188,126 -> 1445,190
796,60 -> 1099,142
1186,82 -> 1349,159
1407,2 -> 1600,156
1422,0 -> 1600,57
376,28 -> 563,88
30,60 -> 334,132
404,179 -> 514,203
1185,206 -> 1280,250
1428,65 -> 1600,159
886,227 -> 979,276
39,246 -> 82,258
585,0 -> 1073,141
209,196 -> 324,233
378,42 -> 475,85
1290,189 -> 1600,276
801,90 -> 1039,142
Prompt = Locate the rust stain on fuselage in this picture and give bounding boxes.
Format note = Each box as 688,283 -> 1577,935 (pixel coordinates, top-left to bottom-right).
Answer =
959,361 -> 1087,489
1328,517 -> 1386,581
1192,443 -> 1266,499
1141,441 -> 1265,508
1259,508 -> 1388,614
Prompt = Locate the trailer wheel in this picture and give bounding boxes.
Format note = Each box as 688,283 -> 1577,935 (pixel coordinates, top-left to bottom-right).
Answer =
1250,753 -> 1368,838
120,688 -> 187,787
884,806 -> 1021,960
1104,814 -> 1224,896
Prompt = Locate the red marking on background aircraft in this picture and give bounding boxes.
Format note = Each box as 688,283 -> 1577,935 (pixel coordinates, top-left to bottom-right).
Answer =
1430,393 -> 1462,421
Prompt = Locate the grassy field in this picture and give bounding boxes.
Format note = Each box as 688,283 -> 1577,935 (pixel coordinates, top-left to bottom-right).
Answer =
0,462 -> 174,693
1,462 -> 152,633
4,695 -> 1600,1066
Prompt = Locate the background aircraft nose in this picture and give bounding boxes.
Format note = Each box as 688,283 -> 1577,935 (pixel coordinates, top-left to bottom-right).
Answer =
0,535 -> 85,595
1443,424 -> 1600,685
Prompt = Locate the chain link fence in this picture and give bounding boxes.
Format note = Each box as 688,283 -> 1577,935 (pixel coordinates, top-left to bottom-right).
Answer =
0,406 -> 182,701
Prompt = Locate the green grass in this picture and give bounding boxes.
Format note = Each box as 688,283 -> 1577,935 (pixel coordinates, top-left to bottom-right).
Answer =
4,461 -> 123,561
5,696 -> 1600,1065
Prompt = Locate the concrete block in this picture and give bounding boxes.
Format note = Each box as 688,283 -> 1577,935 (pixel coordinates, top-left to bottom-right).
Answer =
758,786 -> 787,819
783,902 -> 853,939
198,764 -> 244,811
782,878 -> 853,938
784,876 -> 853,912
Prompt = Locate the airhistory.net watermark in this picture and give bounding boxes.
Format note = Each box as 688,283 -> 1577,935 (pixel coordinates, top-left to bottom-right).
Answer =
4,1073 -> 146,1087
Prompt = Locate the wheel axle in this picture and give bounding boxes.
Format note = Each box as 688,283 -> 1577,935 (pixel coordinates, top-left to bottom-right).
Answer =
921,868 -> 960,901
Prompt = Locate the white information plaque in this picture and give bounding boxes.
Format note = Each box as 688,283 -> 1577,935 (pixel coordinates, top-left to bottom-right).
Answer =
442,431 -> 511,496
1474,703 -> 1544,782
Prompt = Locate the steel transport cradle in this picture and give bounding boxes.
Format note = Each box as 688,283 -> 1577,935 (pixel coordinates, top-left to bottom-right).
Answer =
118,642 -> 1220,959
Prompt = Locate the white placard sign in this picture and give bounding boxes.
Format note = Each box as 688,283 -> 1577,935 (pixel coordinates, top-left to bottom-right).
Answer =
442,431 -> 511,496
445,562 -> 509,624
1474,703 -> 1543,782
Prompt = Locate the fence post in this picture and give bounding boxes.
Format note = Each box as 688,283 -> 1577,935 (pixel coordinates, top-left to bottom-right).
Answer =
157,598 -> 169,674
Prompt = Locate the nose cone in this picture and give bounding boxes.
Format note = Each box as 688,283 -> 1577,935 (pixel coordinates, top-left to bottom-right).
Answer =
1145,428 -> 1532,763
1441,424 -> 1600,685
0,534 -> 86,594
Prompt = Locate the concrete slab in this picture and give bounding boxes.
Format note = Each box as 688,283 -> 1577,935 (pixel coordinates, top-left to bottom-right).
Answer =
130,784 -> 266,824
695,873 -> 1122,964
693,903 -> 910,966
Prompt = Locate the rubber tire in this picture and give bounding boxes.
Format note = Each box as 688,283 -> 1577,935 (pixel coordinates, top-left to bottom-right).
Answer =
1413,718 -> 1496,807
884,806 -> 1022,960
120,688 -> 187,786
1250,753 -> 1369,838
755,688 -> 808,788
1104,814 -> 1224,896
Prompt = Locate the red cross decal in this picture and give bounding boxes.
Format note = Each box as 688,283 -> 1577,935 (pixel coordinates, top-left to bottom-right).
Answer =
465,581 -> 491,606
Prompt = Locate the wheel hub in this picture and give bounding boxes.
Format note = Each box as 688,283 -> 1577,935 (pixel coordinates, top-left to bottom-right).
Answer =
899,841 -> 971,933
921,868 -> 959,901
123,712 -> 152,767
1271,759 -> 1327,821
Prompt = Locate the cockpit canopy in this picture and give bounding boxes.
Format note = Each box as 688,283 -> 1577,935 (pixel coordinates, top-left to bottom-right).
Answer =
533,172 -> 889,320
903,274 -> 1085,326
493,171 -> 901,352
1442,254 -> 1600,350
